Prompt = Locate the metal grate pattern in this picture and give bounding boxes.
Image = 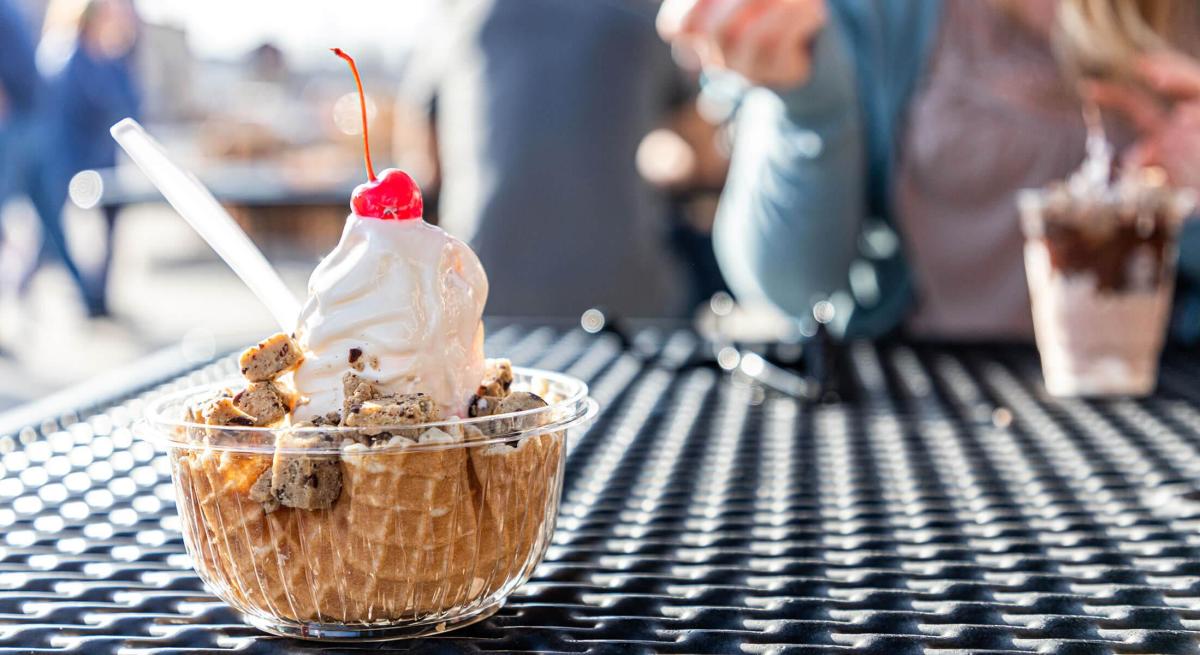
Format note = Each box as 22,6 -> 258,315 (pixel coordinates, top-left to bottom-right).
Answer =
4,325 -> 1200,653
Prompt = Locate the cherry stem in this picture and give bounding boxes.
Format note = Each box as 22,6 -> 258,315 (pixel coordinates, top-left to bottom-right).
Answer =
331,48 -> 375,182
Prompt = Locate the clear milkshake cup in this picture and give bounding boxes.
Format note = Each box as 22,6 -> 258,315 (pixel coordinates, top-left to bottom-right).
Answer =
1018,169 -> 1195,397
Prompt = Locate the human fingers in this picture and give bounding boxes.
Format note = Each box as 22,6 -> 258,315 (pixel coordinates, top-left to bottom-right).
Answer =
658,0 -> 721,41
1086,80 -> 1168,134
1136,50 -> 1200,102
720,0 -> 825,87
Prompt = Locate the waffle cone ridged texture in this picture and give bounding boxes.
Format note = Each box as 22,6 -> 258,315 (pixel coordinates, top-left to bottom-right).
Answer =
171,432 -> 564,624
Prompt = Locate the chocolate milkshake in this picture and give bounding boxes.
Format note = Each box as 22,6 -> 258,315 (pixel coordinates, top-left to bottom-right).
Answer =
1019,166 -> 1195,397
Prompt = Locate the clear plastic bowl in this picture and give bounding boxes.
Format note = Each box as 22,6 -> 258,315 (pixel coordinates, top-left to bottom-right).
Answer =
141,367 -> 597,641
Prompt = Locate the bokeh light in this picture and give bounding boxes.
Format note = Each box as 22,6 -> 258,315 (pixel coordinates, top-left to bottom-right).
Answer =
333,92 -> 377,135
68,170 -> 103,209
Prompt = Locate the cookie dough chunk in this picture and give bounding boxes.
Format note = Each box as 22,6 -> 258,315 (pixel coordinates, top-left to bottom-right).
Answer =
469,394 -> 504,418
270,432 -> 342,510
342,372 -> 384,417
495,391 -> 547,414
233,381 -> 294,426
248,468 -> 280,513
493,391 -> 550,433
344,393 -> 441,437
201,397 -> 255,427
239,333 -> 303,382
478,359 -> 514,398
308,411 -> 342,427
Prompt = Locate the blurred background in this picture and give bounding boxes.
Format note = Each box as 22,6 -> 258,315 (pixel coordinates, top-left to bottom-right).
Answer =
0,0 -> 738,410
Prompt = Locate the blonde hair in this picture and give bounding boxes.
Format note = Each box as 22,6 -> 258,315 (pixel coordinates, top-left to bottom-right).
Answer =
1055,0 -> 1191,79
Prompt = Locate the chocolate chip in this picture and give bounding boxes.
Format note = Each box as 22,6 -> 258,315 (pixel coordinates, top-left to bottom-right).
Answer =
349,347 -> 363,363
240,367 -> 249,374
232,390 -> 245,404
304,474 -> 319,488
349,403 -> 362,414
227,416 -> 254,426
280,343 -> 290,356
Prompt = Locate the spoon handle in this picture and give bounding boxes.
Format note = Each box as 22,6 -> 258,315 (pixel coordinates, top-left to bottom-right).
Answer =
110,118 -> 301,332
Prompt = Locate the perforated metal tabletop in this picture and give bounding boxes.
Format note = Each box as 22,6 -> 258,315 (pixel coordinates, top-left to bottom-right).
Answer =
4,324 -> 1200,653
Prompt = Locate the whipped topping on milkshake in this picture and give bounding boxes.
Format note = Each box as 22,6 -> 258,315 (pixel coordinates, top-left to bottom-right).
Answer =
293,215 -> 488,418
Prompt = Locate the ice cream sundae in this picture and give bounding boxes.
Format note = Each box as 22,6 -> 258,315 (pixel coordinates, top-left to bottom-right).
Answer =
150,49 -> 593,640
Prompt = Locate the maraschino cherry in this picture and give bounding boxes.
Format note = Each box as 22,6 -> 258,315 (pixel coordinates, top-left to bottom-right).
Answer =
332,48 -> 422,220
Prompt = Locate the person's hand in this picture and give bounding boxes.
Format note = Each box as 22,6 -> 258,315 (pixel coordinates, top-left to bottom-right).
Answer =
657,0 -> 827,89
1088,50 -> 1200,192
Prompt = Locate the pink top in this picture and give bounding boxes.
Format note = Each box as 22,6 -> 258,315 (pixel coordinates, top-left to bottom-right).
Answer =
896,1 -> 1136,339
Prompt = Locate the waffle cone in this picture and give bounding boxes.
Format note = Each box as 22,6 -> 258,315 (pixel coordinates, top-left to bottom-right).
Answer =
171,430 -> 564,625
333,440 -> 481,618
173,450 -> 313,619
469,432 -> 564,599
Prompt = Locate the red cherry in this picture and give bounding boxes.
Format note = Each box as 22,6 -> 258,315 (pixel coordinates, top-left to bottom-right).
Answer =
332,48 -> 422,220
351,168 -> 423,220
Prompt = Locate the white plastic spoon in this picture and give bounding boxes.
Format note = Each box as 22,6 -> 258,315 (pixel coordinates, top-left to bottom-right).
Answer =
110,118 -> 301,332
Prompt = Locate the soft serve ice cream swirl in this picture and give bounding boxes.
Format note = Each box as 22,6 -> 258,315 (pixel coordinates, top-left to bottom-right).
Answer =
292,214 -> 488,418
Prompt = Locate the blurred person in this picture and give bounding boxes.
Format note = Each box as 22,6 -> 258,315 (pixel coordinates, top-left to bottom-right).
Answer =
401,0 -> 692,318
36,0 -> 141,316
0,1 -> 39,198
0,0 -> 99,316
658,0 -> 1200,340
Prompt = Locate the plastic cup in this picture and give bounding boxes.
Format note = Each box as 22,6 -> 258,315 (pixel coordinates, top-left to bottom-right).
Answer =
141,368 -> 597,641
1018,183 -> 1195,397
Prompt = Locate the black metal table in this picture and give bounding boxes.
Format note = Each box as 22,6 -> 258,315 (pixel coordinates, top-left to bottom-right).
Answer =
4,324 -> 1200,653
